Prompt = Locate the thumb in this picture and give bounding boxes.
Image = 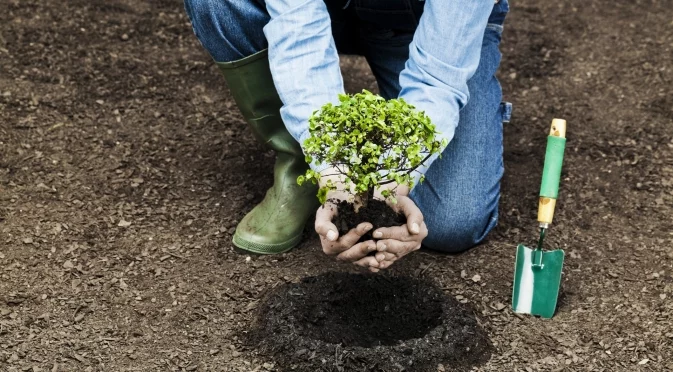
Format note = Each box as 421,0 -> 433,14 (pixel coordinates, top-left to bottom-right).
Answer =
315,203 -> 339,241
397,196 -> 423,235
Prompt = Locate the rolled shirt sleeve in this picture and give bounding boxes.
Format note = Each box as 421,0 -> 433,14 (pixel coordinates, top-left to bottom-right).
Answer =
263,0 -> 344,172
398,0 -> 494,185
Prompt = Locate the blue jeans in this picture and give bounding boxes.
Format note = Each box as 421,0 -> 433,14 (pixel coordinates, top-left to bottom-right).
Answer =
184,0 -> 511,252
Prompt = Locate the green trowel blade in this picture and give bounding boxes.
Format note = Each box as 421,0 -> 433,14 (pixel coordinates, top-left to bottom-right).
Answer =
512,244 -> 564,318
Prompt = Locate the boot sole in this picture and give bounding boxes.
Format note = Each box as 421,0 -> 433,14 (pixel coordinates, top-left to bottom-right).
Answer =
232,232 -> 302,255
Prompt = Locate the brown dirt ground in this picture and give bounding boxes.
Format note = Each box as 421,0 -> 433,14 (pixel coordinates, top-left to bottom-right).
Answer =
1,0 -> 672,371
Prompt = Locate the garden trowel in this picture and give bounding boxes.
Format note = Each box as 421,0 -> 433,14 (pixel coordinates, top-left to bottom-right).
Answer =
512,118 -> 567,319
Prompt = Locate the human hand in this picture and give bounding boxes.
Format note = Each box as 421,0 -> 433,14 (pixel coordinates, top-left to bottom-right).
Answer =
314,168 -> 381,271
371,186 -> 428,270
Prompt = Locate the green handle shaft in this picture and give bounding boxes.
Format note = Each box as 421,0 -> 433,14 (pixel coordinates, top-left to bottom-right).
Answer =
540,136 -> 566,199
538,119 -> 567,227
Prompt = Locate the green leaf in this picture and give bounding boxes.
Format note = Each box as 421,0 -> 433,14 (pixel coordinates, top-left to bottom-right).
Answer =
317,187 -> 329,205
380,189 -> 391,199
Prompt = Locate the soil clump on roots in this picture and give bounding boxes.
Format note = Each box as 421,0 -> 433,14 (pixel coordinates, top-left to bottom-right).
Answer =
245,272 -> 492,371
332,199 -> 406,240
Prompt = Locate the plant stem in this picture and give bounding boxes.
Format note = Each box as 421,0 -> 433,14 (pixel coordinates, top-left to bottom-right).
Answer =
367,187 -> 375,206
354,188 -> 373,213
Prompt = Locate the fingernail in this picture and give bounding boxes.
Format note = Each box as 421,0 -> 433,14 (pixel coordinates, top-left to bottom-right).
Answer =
373,231 -> 382,239
364,224 -> 373,232
326,230 -> 337,241
411,223 -> 420,234
369,244 -> 377,252
378,243 -> 387,252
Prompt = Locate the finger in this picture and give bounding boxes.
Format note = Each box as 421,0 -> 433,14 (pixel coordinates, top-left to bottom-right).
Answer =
373,221 -> 428,242
321,239 -> 348,256
375,252 -> 396,262
337,240 -> 376,262
413,221 -> 428,242
372,225 -> 412,242
369,267 -> 380,273
315,204 -> 339,242
321,223 -> 375,257
353,256 -> 380,269
377,239 -> 420,258
396,197 -> 424,235
379,260 -> 395,269
339,222 -> 373,247
377,252 -> 398,270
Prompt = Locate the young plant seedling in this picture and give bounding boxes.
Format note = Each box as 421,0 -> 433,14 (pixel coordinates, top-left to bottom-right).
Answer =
297,90 -> 446,236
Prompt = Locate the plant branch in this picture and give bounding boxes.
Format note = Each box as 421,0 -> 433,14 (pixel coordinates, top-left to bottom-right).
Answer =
401,152 -> 433,175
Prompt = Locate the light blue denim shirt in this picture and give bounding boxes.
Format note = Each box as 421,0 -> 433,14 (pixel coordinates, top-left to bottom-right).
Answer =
263,0 -> 494,184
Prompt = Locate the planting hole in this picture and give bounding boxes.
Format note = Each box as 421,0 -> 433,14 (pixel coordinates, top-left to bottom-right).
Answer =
247,273 -> 493,371
291,272 -> 442,347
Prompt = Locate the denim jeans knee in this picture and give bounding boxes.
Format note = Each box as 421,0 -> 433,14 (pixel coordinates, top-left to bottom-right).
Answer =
422,203 -> 499,253
184,0 -> 269,62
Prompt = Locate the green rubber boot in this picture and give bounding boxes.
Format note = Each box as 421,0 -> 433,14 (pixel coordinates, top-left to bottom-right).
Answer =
217,49 -> 319,254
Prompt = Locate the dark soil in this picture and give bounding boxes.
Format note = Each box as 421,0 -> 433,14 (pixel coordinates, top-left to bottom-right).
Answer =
2,0 -> 673,371
267,273 -> 443,348
333,199 -> 406,239
245,272 -> 492,371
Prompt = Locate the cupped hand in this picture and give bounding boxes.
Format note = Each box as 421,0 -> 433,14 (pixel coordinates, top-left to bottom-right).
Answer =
371,189 -> 428,270
314,170 -> 428,272
314,168 -> 381,272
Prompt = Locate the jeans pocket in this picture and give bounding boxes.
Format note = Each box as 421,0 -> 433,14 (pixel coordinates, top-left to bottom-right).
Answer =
354,0 -> 418,32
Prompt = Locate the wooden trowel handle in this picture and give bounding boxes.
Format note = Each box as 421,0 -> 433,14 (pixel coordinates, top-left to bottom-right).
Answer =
538,119 -> 567,228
